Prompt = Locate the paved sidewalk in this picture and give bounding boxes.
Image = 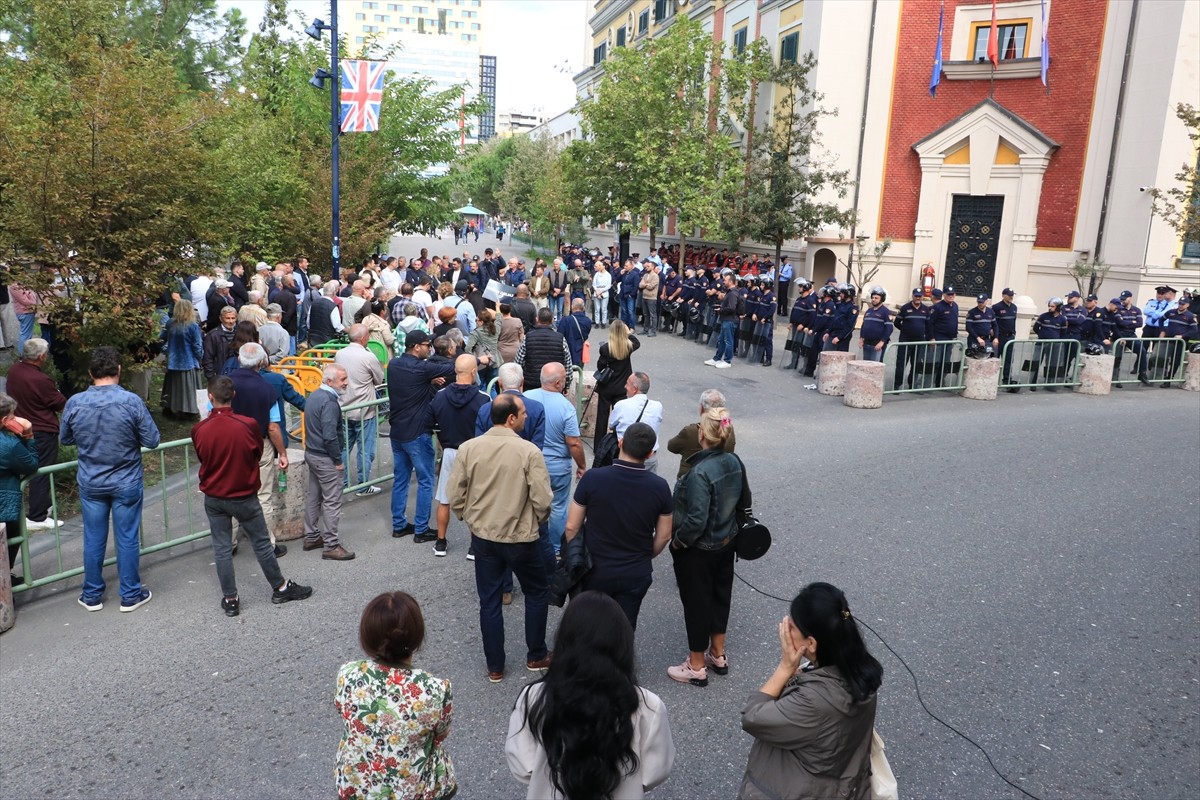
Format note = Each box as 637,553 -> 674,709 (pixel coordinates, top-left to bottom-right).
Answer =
2,237 -> 1198,799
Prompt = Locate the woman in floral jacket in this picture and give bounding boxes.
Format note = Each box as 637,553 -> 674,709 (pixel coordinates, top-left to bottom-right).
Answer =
336,592 -> 456,800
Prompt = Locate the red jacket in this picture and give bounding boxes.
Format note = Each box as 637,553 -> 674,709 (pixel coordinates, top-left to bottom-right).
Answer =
191,407 -> 264,498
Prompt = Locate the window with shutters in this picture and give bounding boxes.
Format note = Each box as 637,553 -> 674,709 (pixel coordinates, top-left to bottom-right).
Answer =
779,32 -> 799,64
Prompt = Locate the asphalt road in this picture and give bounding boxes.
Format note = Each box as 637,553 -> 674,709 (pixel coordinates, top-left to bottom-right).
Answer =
1,232 -> 1197,800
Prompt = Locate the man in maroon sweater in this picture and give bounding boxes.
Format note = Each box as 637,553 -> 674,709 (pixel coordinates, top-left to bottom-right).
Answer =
5,338 -> 66,530
191,376 -> 312,617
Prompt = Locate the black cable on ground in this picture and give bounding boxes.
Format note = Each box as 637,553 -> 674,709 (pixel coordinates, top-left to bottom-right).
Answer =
733,570 -> 1044,800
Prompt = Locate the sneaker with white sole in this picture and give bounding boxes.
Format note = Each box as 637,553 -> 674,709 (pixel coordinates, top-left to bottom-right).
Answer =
703,359 -> 719,366
25,518 -> 61,531
714,361 -> 732,369
433,538 -> 448,557
355,486 -> 382,496
119,589 -> 152,613
667,659 -> 708,687
78,596 -> 103,612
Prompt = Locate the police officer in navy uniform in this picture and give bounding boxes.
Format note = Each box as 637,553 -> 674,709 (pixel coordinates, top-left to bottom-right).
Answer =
965,293 -> 998,356
927,286 -> 960,388
859,286 -> 893,362
824,283 -> 859,353
785,279 -> 816,371
755,276 -> 777,366
1113,290 -> 1150,385
1158,294 -> 1197,386
1080,294 -> 1110,353
1031,297 -> 1069,391
993,287 -> 1018,390
806,286 -> 836,377
893,288 -> 930,389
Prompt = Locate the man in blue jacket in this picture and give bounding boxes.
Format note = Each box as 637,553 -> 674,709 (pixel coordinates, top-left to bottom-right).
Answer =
927,287 -> 960,388
859,286 -> 894,362
387,330 -> 456,542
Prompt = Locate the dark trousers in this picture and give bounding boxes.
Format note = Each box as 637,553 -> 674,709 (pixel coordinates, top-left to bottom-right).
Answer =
777,281 -> 790,315
671,543 -> 735,653
582,571 -> 653,630
894,340 -> 923,388
27,431 -> 59,521
204,494 -> 284,598
998,335 -> 1015,384
472,534 -> 550,673
1114,337 -> 1149,375
5,518 -> 21,575
804,333 -> 823,375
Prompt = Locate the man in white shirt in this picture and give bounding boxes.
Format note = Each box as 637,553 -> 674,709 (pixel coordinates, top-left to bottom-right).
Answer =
445,280 -> 477,336
412,276 -> 436,321
190,273 -> 215,330
380,257 -> 401,294
608,371 -> 665,473
591,261 -> 612,328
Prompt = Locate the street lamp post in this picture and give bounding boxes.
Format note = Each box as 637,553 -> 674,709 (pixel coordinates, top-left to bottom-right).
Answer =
306,9 -> 341,280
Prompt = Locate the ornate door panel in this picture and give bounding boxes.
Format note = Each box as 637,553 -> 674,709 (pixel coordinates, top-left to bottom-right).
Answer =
944,195 -> 1003,296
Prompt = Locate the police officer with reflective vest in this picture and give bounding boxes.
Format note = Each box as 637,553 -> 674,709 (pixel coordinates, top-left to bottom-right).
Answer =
1158,295 -> 1197,387
965,293 -> 998,356
859,286 -> 893,363
994,287 -> 1019,389
893,288 -> 930,389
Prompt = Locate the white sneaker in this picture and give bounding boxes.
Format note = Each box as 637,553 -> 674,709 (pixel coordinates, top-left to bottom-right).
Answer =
714,361 -> 732,369
703,359 -> 718,366
25,518 -> 60,530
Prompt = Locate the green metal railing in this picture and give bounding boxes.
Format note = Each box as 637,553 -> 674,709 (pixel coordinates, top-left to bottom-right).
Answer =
882,340 -> 967,395
340,395 -> 394,494
1111,337 -> 1188,387
999,339 -> 1082,391
12,438 -> 209,594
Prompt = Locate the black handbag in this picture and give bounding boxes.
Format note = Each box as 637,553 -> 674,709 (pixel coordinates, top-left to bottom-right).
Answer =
731,454 -> 771,560
550,533 -> 593,607
592,397 -> 647,468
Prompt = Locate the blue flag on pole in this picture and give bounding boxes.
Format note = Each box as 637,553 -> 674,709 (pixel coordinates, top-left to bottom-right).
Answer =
930,0 -> 945,96
1040,0 -> 1050,88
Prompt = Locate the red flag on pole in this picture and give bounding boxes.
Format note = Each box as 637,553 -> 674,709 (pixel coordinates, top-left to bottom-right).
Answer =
987,0 -> 999,67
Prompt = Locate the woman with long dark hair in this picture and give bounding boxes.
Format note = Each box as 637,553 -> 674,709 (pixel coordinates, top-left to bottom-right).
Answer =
739,582 -> 883,799
506,591 -> 674,800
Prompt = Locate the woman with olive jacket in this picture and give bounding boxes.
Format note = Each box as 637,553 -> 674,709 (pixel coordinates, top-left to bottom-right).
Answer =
739,582 -> 882,800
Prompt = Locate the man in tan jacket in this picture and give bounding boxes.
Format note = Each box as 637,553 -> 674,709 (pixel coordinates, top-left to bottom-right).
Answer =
639,260 -> 661,337
449,393 -> 553,683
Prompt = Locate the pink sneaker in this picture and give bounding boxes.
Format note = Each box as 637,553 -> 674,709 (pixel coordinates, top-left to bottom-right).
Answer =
704,650 -> 729,675
667,659 -> 708,687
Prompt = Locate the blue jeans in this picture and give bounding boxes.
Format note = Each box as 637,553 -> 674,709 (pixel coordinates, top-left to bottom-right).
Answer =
860,342 -> 885,362
17,313 -> 35,357
391,434 -> 435,531
714,320 -> 737,363
620,296 -> 637,328
297,304 -> 308,345
79,485 -> 146,605
547,469 -> 572,553
472,534 -> 550,673
343,416 -> 378,486
549,294 -> 565,321
593,295 -> 609,325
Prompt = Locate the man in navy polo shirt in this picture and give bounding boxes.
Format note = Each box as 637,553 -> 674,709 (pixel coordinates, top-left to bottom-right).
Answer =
563,422 -> 673,631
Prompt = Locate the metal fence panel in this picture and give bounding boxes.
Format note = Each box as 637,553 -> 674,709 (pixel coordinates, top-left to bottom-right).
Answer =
1111,337 -> 1189,387
999,338 -> 1081,391
882,340 -> 967,395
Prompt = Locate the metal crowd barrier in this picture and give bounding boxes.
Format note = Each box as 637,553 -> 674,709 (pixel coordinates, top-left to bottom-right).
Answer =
999,339 -> 1081,391
338,395 -> 394,494
882,340 -> 966,395
1111,337 -> 1189,387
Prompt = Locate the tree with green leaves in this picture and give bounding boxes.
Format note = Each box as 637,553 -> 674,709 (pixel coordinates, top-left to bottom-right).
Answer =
1148,103 -> 1200,250
448,136 -> 521,217
727,52 -> 854,266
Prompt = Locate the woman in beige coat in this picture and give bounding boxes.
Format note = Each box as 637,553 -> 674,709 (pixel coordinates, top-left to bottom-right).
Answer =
739,582 -> 882,800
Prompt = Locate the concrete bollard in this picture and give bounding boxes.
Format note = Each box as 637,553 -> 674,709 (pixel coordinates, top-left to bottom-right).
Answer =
1184,353 -> 1200,392
843,361 -> 885,409
276,447 -> 308,541
580,374 -> 598,436
817,351 -> 854,396
0,524 -> 15,633
1075,354 -> 1115,396
962,357 -> 1002,400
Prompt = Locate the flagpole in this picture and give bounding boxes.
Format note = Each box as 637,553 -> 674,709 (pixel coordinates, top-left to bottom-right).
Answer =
330,0 -> 341,280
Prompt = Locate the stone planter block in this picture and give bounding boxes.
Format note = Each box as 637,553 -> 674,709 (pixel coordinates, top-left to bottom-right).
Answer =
843,361 -> 885,409
1075,354 -> 1115,396
580,374 -> 598,435
276,448 -> 308,541
0,524 -> 15,633
962,357 -> 1002,400
1185,353 -> 1200,392
817,351 -> 854,396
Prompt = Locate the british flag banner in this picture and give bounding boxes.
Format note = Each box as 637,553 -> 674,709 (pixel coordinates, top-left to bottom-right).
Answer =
340,60 -> 386,133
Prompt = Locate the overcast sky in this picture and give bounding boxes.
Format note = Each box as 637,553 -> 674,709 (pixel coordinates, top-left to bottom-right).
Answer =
215,0 -> 587,118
